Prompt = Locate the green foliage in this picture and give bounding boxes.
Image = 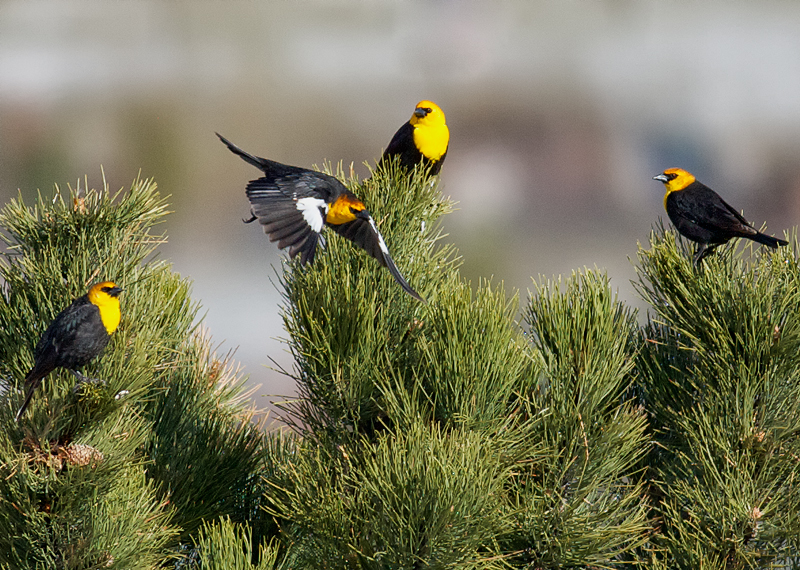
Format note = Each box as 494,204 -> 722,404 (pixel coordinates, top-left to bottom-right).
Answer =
144,339 -> 270,542
271,162 -> 652,568
0,177 -> 175,428
0,176 -> 268,568
192,517 -> 283,570
3,155 -> 799,569
413,281 -> 533,429
636,227 -> 800,568
499,271 -> 651,568
0,411 -> 176,569
266,422 -> 511,569
279,162 -> 458,443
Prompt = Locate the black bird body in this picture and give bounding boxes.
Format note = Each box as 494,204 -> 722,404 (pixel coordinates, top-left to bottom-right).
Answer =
380,100 -> 449,175
32,296 -> 110,371
16,281 -> 122,421
217,133 -> 425,302
382,122 -> 444,174
654,168 -> 787,264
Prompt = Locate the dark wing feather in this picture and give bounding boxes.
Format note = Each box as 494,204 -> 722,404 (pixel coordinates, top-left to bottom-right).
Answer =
429,149 -> 447,175
699,191 -> 754,234
276,223 -> 312,250
331,216 -> 385,263
379,122 -> 423,171
382,122 -> 416,159
671,182 -> 787,251
243,187 -> 320,265
378,248 -> 425,303
268,215 -> 308,241
295,233 -> 323,265
379,122 -> 446,174
673,186 -> 755,236
218,133 -> 349,265
719,196 -> 750,226
218,132 -> 425,295
35,298 -> 108,370
245,170 -> 344,203
329,212 -> 425,303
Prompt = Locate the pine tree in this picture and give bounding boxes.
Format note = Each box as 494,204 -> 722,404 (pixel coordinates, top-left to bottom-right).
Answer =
636,227 -> 800,569
3,158 -> 799,569
260,162 -> 652,568
0,177 -> 270,569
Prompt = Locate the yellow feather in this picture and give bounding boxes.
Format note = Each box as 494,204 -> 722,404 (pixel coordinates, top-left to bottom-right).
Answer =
87,281 -> 122,334
661,168 -> 696,211
410,100 -> 449,162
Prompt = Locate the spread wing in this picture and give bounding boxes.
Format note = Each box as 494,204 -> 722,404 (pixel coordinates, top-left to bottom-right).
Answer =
218,133 -> 344,265
244,175 -> 336,265
329,211 -> 425,303
219,133 -> 425,300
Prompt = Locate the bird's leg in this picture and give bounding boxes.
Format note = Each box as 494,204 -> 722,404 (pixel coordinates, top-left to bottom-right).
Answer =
693,244 -> 709,266
70,369 -> 107,394
693,243 -> 720,267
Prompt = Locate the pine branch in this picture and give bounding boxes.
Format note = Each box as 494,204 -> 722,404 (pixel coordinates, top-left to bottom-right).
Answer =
502,269 -> 651,568
0,175 -> 270,567
192,517 -> 283,570
277,162 -> 458,443
635,225 -> 800,567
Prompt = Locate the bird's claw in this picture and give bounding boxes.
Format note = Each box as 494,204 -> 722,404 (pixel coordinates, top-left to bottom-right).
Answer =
70,371 -> 107,395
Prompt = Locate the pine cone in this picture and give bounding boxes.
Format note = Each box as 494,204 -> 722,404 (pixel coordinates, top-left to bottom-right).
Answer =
61,443 -> 104,467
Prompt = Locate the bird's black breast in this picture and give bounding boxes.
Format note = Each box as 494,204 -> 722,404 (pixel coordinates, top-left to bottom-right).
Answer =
35,296 -> 110,370
382,122 -> 424,169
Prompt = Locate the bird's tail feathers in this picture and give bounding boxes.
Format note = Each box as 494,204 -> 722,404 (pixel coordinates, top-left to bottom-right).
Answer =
15,371 -> 45,422
753,231 -> 788,248
216,133 -> 271,171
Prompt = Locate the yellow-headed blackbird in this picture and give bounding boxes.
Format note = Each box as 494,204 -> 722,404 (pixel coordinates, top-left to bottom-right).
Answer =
16,281 -> 123,421
379,100 -> 449,175
654,167 -> 788,264
217,133 -> 425,303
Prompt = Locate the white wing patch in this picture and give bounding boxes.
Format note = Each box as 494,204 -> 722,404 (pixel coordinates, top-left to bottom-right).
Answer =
296,197 -> 328,233
368,216 -> 390,256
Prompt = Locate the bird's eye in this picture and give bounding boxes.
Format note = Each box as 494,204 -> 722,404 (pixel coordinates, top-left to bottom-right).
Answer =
424,108 -> 432,114
666,173 -> 678,181
101,286 -> 111,293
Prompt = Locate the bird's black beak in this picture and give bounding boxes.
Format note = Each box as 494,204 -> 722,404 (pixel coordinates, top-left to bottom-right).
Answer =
653,174 -> 669,183
109,286 -> 124,298
413,107 -> 428,118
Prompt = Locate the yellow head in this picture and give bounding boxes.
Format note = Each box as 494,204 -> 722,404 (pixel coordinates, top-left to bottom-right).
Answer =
87,281 -> 123,334
409,100 -> 449,162
409,100 -> 447,128
325,194 -> 366,226
653,167 -> 697,210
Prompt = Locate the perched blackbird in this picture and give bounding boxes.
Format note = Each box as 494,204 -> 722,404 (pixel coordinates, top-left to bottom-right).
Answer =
16,281 -> 123,421
654,167 -> 787,265
379,100 -> 449,175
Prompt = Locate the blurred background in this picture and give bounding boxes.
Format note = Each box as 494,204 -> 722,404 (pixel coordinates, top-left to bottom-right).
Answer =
3,0 -> 800,415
